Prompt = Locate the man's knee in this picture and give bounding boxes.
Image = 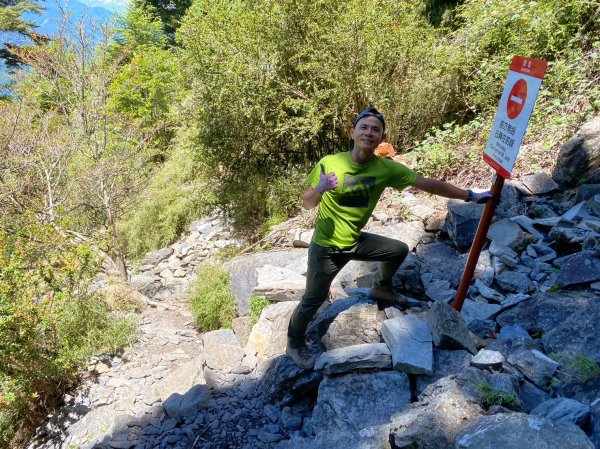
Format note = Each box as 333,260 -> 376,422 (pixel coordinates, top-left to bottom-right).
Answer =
390,240 -> 409,261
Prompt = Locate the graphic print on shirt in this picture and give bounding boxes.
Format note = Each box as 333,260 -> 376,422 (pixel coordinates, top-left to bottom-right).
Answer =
339,176 -> 376,208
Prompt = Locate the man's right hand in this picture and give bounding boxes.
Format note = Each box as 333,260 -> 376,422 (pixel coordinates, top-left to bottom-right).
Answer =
315,163 -> 338,194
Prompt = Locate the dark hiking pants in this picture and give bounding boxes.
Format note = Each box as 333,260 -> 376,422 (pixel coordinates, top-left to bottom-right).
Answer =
287,232 -> 409,349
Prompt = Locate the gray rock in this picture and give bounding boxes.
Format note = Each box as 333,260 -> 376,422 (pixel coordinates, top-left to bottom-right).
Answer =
495,271 -> 533,293
496,182 -> 524,219
392,253 -> 424,296
564,201 -> 596,221
553,115 -> 600,186
455,413 -> 594,449
474,279 -> 505,302
471,349 -> 505,371
424,279 -> 456,303
321,302 -> 385,350
314,343 -> 392,375
550,226 -> 595,245
414,349 -> 473,395
468,319 -> 497,339
532,397 -> 591,428
202,329 -> 244,373
263,404 -> 281,422
285,426 -> 390,449
129,274 -> 157,295
312,371 -> 411,434
305,296 -> 370,344
556,251 -> 600,287
460,300 -> 502,326
542,298 -> 600,363
518,380 -> 551,413
498,293 -> 531,313
225,249 -> 307,314
366,220 -> 426,252
520,173 -> 559,194
382,315 -> 433,375
577,184 -> 600,202
145,247 -> 174,265
427,301 -> 477,354
417,243 -> 464,289
591,400 -> 600,449
526,243 -> 557,262
390,376 -> 484,449
443,200 -> 485,250
508,349 -> 558,389
252,264 -> 307,302
336,260 -> 378,290
281,407 -> 302,431
498,324 -> 532,343
162,384 -> 212,419
496,291 -> 594,334
153,358 -> 205,401
488,218 -> 535,252
589,195 -> 600,218
257,356 -> 323,404
246,301 -> 298,364
510,215 -> 545,241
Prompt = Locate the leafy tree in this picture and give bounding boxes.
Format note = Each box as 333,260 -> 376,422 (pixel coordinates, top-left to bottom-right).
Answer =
130,0 -> 191,44
0,0 -> 44,67
109,3 -> 182,137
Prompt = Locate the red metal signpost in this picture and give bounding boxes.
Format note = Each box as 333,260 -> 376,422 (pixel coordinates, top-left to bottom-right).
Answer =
452,56 -> 548,312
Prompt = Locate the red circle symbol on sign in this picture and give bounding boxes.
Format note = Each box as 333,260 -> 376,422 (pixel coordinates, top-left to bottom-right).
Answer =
507,79 -> 528,120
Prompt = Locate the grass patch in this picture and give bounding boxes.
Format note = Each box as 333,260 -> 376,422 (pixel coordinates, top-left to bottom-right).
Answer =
248,296 -> 271,327
476,381 -> 520,410
551,352 -> 600,383
189,264 -> 237,332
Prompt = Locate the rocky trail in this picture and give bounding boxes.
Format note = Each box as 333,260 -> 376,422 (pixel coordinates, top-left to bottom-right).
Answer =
26,116 -> 600,449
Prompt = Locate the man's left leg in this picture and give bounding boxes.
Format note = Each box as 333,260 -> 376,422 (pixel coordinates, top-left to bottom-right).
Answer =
351,232 -> 409,302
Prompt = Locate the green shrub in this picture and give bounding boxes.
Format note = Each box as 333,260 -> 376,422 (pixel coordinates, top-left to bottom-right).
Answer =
0,221 -> 136,448
248,296 -> 271,327
189,264 -> 237,331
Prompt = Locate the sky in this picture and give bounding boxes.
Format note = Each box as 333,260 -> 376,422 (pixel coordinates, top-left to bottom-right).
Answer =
1,0 -> 125,85
77,0 -> 127,13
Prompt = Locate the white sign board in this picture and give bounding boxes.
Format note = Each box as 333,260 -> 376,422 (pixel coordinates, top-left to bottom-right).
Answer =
483,56 -> 547,178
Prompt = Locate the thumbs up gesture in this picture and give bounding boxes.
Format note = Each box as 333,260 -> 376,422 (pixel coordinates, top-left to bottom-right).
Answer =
315,163 -> 338,194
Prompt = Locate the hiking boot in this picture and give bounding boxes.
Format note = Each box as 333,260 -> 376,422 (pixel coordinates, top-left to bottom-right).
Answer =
369,287 -> 409,308
286,344 -> 317,370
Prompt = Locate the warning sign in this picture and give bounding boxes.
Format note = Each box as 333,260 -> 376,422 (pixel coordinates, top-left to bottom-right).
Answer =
483,56 -> 547,178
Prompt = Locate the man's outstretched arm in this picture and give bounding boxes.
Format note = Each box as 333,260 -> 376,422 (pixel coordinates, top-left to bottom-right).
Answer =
413,176 -> 493,203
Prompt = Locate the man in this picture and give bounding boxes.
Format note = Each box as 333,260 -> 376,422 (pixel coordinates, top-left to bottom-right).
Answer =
286,107 -> 492,369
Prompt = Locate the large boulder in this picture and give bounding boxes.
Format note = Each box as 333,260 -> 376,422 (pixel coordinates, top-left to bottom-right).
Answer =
495,291 -> 594,334
390,376 -> 484,449
311,371 -> 411,435
553,116 -> 600,186
251,265 -> 307,302
225,249 -> 307,314
246,301 -> 298,364
542,298 -> 600,363
454,413 -> 594,449
321,302 -> 385,350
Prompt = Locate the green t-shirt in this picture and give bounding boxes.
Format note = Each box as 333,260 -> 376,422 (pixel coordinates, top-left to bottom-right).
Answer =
308,151 -> 418,249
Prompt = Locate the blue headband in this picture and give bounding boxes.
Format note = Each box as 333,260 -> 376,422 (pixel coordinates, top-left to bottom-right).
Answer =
354,108 -> 385,130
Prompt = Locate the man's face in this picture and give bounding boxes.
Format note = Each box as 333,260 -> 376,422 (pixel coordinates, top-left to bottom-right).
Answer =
350,116 -> 385,152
